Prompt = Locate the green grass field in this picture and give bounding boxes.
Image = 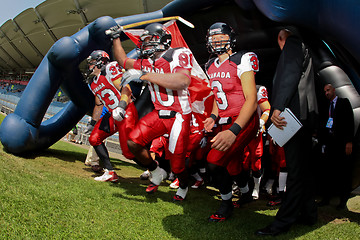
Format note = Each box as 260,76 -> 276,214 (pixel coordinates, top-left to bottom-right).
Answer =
0,113 -> 359,239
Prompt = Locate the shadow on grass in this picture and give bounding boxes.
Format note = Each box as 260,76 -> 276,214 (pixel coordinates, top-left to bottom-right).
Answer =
107,176 -> 320,239
11,145 -> 142,170
109,175 -> 360,240
13,147 -> 87,163
4,141 -> 357,239
316,194 -> 360,224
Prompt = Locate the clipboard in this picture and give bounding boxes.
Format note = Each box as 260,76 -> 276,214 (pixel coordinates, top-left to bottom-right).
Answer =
267,108 -> 303,147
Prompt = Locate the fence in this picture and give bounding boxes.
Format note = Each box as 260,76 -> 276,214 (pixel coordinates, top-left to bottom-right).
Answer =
0,91 -> 123,155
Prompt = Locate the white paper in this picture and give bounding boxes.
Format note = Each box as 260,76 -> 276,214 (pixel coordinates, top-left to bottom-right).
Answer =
267,108 -> 303,147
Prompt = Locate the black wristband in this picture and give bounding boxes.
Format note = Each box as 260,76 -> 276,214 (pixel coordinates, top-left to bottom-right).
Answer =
229,123 -> 242,136
210,114 -> 217,121
119,100 -> 127,109
90,119 -> 96,126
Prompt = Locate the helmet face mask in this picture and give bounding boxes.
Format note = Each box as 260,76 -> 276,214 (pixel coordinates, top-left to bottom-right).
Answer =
138,23 -> 171,58
87,50 -> 110,71
206,22 -> 236,55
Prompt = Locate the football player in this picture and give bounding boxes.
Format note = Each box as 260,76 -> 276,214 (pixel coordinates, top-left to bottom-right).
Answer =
86,50 -> 141,182
241,85 -> 271,200
109,23 -> 194,201
203,22 -> 259,222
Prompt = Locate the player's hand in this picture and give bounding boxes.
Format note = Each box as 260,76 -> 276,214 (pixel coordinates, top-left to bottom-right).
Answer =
270,109 -> 287,130
259,118 -> 265,130
112,107 -> 126,121
84,124 -> 94,134
203,117 -> 215,132
121,69 -> 145,87
256,118 -> 265,137
84,119 -> 96,134
210,130 -> 236,151
105,25 -> 123,40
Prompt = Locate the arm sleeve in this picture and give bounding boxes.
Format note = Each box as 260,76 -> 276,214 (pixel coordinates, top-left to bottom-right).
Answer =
271,37 -> 304,111
237,52 -> 259,77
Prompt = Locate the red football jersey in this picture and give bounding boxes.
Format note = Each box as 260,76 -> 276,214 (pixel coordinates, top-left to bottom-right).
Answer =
206,51 -> 259,117
256,85 -> 269,117
90,61 -> 123,112
133,47 -> 193,114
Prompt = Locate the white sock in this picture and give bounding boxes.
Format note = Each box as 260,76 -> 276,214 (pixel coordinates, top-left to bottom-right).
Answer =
150,166 -> 166,185
199,168 -> 206,174
265,179 -> 274,194
265,179 -> 274,189
240,184 -> 249,194
253,176 -> 261,189
221,192 -> 232,201
191,172 -> 203,181
279,172 -> 288,192
176,187 -> 188,199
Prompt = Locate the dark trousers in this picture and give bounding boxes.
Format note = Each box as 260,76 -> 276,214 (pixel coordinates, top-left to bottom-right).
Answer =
322,135 -> 353,204
272,127 -> 317,230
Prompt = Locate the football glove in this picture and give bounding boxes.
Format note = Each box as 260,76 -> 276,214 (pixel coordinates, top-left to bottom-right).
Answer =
84,119 -> 96,134
199,136 -> 208,148
121,69 -> 145,88
105,25 -> 123,40
112,107 -> 126,122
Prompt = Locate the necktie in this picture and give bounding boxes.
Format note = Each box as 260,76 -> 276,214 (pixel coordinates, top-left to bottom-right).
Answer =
330,101 -> 334,118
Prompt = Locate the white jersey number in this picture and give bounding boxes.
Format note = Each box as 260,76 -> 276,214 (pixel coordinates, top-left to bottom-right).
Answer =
99,89 -> 119,110
211,80 -> 228,110
149,84 -> 175,107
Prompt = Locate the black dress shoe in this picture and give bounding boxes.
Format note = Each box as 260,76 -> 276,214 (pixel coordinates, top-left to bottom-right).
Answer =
255,225 -> 287,236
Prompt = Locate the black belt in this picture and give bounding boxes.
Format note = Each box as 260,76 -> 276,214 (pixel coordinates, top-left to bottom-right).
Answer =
218,116 -> 232,125
158,110 -> 177,119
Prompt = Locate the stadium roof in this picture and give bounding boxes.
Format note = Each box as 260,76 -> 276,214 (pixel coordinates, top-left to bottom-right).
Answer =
0,0 -> 172,76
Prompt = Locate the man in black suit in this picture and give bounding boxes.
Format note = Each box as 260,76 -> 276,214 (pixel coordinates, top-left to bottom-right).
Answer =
318,83 -> 354,209
256,29 -> 318,236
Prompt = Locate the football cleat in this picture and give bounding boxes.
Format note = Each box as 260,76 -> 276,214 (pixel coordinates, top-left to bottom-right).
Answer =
233,192 -> 253,208
208,214 -> 226,222
94,169 -> 119,183
267,198 -> 282,207
191,179 -> 204,189
140,170 -> 150,180
170,178 -> 180,189
173,194 -> 184,202
173,187 -> 188,202
146,183 -> 159,193
208,200 -> 234,222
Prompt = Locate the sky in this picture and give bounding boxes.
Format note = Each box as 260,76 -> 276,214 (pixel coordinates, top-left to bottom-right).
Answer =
0,0 -> 45,26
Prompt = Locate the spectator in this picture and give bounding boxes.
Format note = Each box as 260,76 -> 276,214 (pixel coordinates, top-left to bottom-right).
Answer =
66,124 -> 79,143
317,83 -> 354,210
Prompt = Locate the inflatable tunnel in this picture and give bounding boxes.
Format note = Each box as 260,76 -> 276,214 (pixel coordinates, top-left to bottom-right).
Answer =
0,0 -> 359,187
